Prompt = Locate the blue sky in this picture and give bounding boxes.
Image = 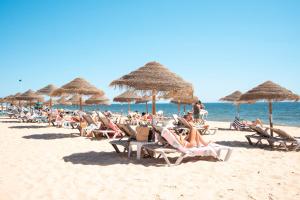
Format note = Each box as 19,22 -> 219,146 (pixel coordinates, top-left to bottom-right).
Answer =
0,0 -> 299,102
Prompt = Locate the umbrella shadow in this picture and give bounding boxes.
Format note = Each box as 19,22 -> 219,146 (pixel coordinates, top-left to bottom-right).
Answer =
23,133 -> 79,140
62,151 -> 218,167
9,125 -> 47,129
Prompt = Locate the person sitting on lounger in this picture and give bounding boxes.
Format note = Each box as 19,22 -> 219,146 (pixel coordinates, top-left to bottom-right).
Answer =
180,112 -> 211,147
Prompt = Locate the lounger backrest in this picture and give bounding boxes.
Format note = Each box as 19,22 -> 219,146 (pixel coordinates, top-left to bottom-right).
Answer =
272,128 -> 295,141
250,126 -> 270,137
99,117 -> 110,127
161,128 -> 188,153
233,118 -> 246,129
83,114 -> 96,126
172,114 -> 179,123
117,124 -> 136,138
177,117 -> 192,129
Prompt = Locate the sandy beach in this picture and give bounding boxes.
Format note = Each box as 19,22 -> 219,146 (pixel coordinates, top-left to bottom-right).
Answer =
0,116 -> 299,200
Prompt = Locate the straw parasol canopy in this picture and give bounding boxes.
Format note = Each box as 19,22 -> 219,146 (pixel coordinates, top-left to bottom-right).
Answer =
239,81 -> 299,136
37,84 -> 58,109
171,96 -> 199,113
135,96 -> 151,113
113,90 -> 141,112
15,90 -> 44,102
110,61 -> 193,114
220,90 -> 244,118
37,84 -> 58,95
85,95 -> 110,105
44,99 -> 58,106
220,91 -> 242,102
51,77 -> 104,110
57,96 -> 72,105
67,94 -> 81,105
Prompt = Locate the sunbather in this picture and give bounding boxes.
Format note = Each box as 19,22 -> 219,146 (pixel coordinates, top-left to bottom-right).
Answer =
172,127 -> 211,148
242,118 -> 263,127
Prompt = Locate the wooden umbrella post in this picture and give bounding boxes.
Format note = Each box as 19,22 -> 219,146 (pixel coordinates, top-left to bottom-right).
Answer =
268,101 -> 273,136
79,96 -> 83,111
152,89 -> 156,115
128,102 -> 131,113
146,102 -> 148,113
177,102 -> 180,114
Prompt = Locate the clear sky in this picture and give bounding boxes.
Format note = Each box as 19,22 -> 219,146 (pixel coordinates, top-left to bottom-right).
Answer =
0,0 -> 299,102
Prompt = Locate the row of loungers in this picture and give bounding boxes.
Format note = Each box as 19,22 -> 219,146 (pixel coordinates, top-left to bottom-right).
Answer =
109,117 -> 233,167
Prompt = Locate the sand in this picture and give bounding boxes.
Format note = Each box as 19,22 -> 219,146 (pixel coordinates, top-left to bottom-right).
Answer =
0,116 -> 299,200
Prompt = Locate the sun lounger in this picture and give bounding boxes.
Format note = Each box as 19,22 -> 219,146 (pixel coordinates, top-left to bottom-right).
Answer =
109,124 -> 137,153
246,126 -> 300,151
143,128 -> 232,166
230,117 -> 252,131
95,112 -> 123,139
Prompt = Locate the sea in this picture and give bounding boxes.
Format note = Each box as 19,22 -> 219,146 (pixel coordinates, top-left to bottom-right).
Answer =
54,102 -> 300,127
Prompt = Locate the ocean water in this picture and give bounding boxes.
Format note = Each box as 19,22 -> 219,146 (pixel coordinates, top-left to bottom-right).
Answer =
54,102 -> 300,127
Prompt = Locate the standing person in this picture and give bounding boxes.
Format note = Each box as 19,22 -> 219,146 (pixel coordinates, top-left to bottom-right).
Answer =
193,101 -> 201,123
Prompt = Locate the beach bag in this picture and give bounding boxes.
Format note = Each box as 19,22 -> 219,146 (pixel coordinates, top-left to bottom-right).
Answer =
136,126 -> 150,142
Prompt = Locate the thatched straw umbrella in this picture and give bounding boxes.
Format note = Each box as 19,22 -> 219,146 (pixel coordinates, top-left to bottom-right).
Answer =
44,99 -> 58,106
15,90 -> 44,113
37,84 -> 58,109
113,90 -> 141,113
135,96 -> 151,113
51,77 -> 104,111
239,81 -> 299,136
220,91 -> 244,118
57,96 -> 72,105
85,95 -> 110,105
110,61 -> 193,115
171,96 -> 199,113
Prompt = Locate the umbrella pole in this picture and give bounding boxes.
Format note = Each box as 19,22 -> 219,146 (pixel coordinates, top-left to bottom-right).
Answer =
146,102 -> 148,113
177,103 -> 180,114
152,89 -> 156,115
79,96 -> 83,111
269,101 -> 273,136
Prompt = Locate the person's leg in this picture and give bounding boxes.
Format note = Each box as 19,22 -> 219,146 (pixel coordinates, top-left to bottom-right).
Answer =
186,128 -> 197,147
195,131 -> 211,146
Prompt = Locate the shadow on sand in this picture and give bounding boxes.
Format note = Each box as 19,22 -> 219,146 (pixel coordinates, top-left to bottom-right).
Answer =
62,151 -> 217,167
0,120 -> 21,123
215,140 -> 288,151
9,125 -> 48,129
23,133 -> 79,140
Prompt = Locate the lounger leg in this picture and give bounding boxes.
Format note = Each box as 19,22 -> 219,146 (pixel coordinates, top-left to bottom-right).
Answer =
136,144 -> 142,160
245,136 -> 253,145
175,153 -> 187,166
128,144 -> 133,158
111,144 -> 121,153
160,152 -> 172,167
224,149 -> 233,161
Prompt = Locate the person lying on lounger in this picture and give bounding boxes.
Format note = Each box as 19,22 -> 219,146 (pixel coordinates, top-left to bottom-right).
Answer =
241,118 -> 263,127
